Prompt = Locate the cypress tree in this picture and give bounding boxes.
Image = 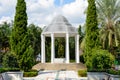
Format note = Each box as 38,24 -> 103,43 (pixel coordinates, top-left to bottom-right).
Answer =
10,0 -> 34,71
84,0 -> 99,68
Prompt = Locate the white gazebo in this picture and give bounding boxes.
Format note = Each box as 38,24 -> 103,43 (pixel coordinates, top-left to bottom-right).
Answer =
41,15 -> 80,63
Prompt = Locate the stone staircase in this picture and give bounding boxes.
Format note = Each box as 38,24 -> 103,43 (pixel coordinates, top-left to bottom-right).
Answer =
32,63 -> 86,71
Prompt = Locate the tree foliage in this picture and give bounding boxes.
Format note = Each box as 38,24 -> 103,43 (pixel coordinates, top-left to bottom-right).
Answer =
78,25 -> 85,50
91,48 -> 114,69
55,38 -> 65,58
96,0 -> 120,50
0,22 -> 12,52
27,24 -> 42,59
11,0 -> 27,53
19,45 -> 34,71
84,0 -> 99,68
2,52 -> 18,68
10,0 -> 34,71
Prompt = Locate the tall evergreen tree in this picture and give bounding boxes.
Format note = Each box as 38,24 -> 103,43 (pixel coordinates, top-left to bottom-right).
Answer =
84,0 -> 99,68
10,0 -> 34,70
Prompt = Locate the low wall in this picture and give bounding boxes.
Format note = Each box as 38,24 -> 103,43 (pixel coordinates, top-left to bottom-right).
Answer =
107,74 -> 120,80
87,72 -> 107,80
1,72 -> 23,80
88,72 -> 120,80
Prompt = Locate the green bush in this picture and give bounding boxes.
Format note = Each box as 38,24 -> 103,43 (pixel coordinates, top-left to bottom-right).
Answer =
78,70 -> 87,77
87,69 -> 106,72
2,52 -> 18,68
7,68 -> 20,71
114,60 -> 120,65
23,71 -> 38,77
107,69 -> 120,75
91,49 -> 115,70
0,68 -> 20,73
0,68 -> 8,73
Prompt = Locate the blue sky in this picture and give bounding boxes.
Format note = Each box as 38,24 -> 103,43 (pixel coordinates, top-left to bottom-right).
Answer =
55,0 -> 75,6
0,0 -> 88,28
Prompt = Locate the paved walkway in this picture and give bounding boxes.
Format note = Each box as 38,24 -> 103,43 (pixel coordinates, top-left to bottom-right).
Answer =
24,70 -> 87,80
34,70 -> 87,80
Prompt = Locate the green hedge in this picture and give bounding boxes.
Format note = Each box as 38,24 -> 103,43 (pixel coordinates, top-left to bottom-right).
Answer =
78,70 -> 87,77
0,68 -> 20,73
23,70 -> 38,77
91,49 -> 114,69
87,69 -> 120,75
87,69 -> 106,72
107,69 -> 120,75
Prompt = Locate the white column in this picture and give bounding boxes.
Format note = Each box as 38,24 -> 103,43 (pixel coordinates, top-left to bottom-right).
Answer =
66,33 -> 70,63
41,34 -> 45,63
75,35 -> 80,63
51,33 -> 55,63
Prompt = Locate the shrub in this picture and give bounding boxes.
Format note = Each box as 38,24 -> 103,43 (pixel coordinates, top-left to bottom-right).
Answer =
107,69 -> 120,75
91,48 -> 115,70
27,69 -> 38,72
87,69 -> 106,72
2,52 -> 18,68
7,68 -> 20,71
23,70 -> 38,77
78,70 -> 87,77
0,68 -> 20,73
0,68 -> 8,73
114,60 -> 120,65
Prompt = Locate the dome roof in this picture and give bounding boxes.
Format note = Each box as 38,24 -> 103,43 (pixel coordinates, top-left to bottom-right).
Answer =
42,15 -> 78,37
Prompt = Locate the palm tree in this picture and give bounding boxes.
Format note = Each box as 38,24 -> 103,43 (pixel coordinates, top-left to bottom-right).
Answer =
96,0 -> 120,50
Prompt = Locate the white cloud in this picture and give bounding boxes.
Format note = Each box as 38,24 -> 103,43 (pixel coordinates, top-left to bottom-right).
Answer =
0,0 -> 88,28
0,0 -> 16,16
0,0 -> 16,26
61,0 -> 88,26
0,16 -> 12,24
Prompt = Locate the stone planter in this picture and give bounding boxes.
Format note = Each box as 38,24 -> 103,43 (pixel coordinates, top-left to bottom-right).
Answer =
87,72 -> 107,80
1,71 -> 23,80
1,73 -> 7,80
7,71 -> 23,80
107,73 -> 120,80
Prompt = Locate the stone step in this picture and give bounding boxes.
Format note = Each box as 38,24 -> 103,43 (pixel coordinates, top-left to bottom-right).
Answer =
32,63 -> 86,71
